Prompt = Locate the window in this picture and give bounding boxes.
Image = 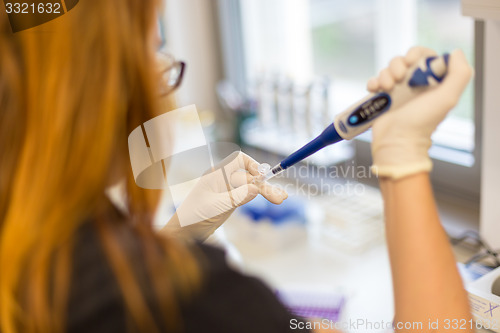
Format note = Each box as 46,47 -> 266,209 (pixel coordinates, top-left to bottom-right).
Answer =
309,0 -> 475,153
220,0 -> 481,198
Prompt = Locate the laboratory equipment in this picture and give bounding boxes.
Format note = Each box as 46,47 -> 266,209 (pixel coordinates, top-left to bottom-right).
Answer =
315,183 -> 385,253
226,195 -> 307,253
276,287 -> 344,321
276,77 -> 294,130
320,78 -> 331,128
259,54 -> 450,182
466,266 -> 500,331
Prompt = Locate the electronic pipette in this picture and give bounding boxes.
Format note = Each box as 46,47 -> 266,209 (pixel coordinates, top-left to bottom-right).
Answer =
258,54 -> 450,182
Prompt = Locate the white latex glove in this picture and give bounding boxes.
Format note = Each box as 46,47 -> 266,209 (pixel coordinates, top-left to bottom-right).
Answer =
367,47 -> 473,179
162,151 -> 288,241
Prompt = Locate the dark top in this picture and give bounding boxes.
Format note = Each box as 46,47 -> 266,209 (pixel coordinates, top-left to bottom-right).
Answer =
66,222 -> 310,333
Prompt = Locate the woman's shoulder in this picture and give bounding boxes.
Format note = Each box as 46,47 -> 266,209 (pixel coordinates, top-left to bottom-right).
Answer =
68,222 -> 309,333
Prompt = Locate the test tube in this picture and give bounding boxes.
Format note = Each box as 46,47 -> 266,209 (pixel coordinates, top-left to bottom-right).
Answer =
304,84 -> 313,138
278,78 -> 294,133
321,78 -> 331,128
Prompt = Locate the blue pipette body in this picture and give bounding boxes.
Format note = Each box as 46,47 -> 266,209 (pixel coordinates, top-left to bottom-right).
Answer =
281,123 -> 342,169
265,54 -> 450,180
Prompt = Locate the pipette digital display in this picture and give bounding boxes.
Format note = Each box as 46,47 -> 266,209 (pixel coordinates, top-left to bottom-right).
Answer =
259,54 -> 450,182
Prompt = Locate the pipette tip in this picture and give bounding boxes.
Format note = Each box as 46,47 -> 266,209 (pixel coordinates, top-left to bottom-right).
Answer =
269,164 -> 283,177
263,163 -> 284,181
252,163 -> 284,184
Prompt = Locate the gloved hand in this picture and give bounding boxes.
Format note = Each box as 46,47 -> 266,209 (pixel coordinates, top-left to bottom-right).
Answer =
367,47 -> 473,179
161,151 -> 288,241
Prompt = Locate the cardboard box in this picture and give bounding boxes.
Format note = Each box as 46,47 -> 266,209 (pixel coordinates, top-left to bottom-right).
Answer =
467,266 -> 500,332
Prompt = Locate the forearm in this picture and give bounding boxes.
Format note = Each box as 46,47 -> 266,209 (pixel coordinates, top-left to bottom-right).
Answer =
160,214 -> 186,238
380,172 -> 472,332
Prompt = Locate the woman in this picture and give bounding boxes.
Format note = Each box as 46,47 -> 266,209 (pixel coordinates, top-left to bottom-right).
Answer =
0,0 -> 473,332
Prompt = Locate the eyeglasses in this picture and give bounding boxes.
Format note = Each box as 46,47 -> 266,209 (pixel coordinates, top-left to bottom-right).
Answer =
158,52 -> 186,97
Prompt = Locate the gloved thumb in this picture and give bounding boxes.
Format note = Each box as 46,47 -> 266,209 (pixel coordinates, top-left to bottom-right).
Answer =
229,184 -> 259,207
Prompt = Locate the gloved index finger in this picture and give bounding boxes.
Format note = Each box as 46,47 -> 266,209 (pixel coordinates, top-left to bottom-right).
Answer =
229,170 -> 288,204
237,152 -> 260,176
